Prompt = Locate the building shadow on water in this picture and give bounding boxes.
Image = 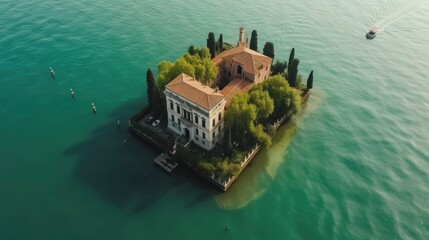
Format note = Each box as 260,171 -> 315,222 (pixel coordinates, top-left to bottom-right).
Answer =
64,98 -> 217,213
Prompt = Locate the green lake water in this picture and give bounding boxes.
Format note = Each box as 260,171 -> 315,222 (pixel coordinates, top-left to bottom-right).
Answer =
1,0 -> 428,239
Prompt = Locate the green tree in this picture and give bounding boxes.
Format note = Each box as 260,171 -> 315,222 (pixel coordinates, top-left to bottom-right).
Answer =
197,47 -> 210,59
146,68 -> 156,109
218,34 -> 223,52
248,89 -> 274,122
199,162 -> 216,175
307,70 -> 314,90
188,45 -> 195,55
225,91 -> 274,148
157,51 -> 217,89
207,32 -> 216,59
261,75 -> 302,116
225,93 -> 257,140
288,48 -> 295,71
287,58 -> 300,88
297,75 -> 303,88
216,161 -> 241,180
190,47 -> 210,59
249,30 -> 258,51
157,60 -> 174,89
266,124 -> 276,137
271,60 -> 288,75
230,150 -> 244,164
263,42 -> 275,59
152,84 -> 162,117
202,58 -> 218,85
250,123 -> 272,148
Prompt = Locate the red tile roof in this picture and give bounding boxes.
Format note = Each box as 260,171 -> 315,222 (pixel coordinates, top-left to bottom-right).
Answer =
220,77 -> 254,105
165,73 -> 225,111
213,45 -> 272,74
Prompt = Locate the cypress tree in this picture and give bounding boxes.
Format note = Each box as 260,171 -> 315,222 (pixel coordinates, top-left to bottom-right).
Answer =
288,48 -> 295,71
288,58 -> 300,88
271,60 -> 288,75
249,30 -> 258,51
188,45 -> 195,55
146,68 -> 155,109
262,42 -> 275,59
218,34 -> 223,52
307,70 -> 314,90
207,32 -> 216,59
152,85 -> 162,117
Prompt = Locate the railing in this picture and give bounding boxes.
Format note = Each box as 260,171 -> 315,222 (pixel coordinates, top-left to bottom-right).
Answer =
206,143 -> 262,189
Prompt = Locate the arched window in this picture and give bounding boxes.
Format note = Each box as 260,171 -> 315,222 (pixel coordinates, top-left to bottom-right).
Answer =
237,65 -> 243,75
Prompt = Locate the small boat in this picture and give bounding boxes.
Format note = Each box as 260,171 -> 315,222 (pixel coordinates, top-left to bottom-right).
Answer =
366,26 -> 379,39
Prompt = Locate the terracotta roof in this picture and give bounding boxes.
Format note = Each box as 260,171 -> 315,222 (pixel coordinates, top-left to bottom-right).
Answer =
165,73 -> 225,111
212,45 -> 272,74
220,77 -> 255,105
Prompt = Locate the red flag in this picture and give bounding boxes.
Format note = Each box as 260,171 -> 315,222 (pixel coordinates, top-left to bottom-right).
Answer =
170,143 -> 176,155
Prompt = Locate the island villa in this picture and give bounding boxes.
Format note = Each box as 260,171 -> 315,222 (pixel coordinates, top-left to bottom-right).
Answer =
164,27 -> 273,150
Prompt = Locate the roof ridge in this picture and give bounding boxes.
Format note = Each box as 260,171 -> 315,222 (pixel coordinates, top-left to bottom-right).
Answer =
207,94 -> 211,109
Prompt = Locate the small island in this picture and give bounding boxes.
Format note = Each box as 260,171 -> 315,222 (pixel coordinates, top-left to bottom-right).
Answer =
129,27 -> 314,191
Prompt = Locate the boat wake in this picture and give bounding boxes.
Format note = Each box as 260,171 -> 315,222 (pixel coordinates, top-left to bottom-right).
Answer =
369,0 -> 424,33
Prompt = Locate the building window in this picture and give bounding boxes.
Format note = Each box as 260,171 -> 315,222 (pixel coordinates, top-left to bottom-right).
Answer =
212,131 -> 215,138
196,128 -> 199,136
212,119 -> 216,127
237,65 -> 243,75
218,113 -> 221,121
170,101 -> 173,110
266,65 -> 268,70
176,105 -> 180,114
178,119 -> 181,127
194,115 -> 199,124
202,119 -> 206,128
202,132 -> 205,140
184,110 -> 191,122
171,114 -> 175,122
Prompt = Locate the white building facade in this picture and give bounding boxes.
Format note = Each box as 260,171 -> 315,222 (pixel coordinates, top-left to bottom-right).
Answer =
165,73 -> 226,150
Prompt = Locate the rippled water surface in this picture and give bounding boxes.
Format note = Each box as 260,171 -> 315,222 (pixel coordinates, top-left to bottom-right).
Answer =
1,0 -> 428,239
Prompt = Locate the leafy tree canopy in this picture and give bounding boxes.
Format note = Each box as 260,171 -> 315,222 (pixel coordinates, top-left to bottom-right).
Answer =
260,75 -> 302,115
225,93 -> 257,134
248,88 -> 274,121
271,60 -> 288,76
157,49 -> 218,89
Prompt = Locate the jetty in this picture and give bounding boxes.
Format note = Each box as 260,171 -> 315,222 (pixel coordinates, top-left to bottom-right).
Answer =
153,153 -> 178,173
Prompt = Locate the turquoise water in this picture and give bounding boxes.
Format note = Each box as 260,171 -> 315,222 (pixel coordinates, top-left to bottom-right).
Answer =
1,0 -> 429,239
